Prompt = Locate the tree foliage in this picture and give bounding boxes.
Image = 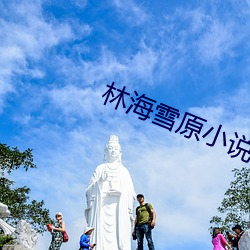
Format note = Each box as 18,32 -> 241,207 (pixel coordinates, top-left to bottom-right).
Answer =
0,234 -> 14,246
210,167 -> 250,232
0,143 -> 52,233
0,144 -> 36,175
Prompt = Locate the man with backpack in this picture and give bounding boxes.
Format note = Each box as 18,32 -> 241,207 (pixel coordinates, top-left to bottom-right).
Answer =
132,194 -> 156,250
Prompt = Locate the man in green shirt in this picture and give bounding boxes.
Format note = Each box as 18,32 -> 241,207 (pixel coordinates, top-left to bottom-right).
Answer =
133,194 -> 156,250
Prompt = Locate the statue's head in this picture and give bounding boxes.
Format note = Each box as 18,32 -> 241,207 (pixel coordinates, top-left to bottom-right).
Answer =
104,135 -> 122,163
0,202 -> 10,218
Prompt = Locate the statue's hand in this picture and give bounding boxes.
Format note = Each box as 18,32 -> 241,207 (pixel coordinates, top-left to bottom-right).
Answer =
129,213 -> 135,222
86,195 -> 95,208
88,201 -> 93,208
101,171 -> 108,181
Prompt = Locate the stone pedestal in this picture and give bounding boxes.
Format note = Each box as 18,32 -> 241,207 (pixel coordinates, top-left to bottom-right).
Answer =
2,246 -> 26,250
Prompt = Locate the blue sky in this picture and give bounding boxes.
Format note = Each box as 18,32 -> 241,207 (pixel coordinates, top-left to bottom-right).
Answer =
1,0 -> 250,249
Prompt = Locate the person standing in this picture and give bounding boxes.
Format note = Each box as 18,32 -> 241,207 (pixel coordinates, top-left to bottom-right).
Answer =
49,212 -> 66,250
79,227 -> 96,250
211,227 -> 232,250
133,194 -> 156,250
231,225 -> 244,250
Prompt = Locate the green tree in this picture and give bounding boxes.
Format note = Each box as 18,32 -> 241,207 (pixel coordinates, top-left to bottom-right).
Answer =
210,166 -> 250,232
0,143 -> 52,233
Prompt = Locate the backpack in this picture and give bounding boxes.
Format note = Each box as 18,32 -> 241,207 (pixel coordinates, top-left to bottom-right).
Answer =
136,203 -> 154,229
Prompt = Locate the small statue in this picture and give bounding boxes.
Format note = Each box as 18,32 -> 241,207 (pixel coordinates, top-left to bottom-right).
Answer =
0,203 -> 38,250
13,220 -> 38,250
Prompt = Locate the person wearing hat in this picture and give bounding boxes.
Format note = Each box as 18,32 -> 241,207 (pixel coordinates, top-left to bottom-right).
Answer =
48,212 -> 66,250
133,194 -> 156,250
230,225 -> 244,250
79,227 -> 96,250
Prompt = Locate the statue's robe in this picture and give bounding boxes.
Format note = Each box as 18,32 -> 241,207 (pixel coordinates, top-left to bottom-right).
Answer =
85,163 -> 135,250
239,229 -> 250,250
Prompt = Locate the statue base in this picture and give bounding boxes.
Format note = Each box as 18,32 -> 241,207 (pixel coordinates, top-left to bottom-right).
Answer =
1,245 -> 26,250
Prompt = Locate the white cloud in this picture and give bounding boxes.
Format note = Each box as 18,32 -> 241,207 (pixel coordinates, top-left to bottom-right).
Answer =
73,0 -> 87,9
0,2 -> 73,58
189,8 -> 210,33
189,106 -> 225,124
80,45 -> 158,86
225,83 -> 250,114
0,1 -> 75,110
112,0 -> 148,26
190,84 -> 250,136
196,20 -> 235,63
127,43 -> 158,84
81,48 -> 127,85
160,7 -> 240,67
48,85 -> 110,122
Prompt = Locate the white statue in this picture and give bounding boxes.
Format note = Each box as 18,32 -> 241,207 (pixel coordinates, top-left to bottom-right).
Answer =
239,229 -> 250,250
0,203 -> 37,250
85,135 -> 136,250
0,202 -> 15,235
13,220 -> 38,250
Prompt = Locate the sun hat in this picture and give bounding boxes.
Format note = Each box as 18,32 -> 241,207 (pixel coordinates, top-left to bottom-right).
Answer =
84,227 -> 95,234
136,194 -> 144,198
55,212 -> 63,218
232,225 -> 243,231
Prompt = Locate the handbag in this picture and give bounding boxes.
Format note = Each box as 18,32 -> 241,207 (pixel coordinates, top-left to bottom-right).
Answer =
46,224 -> 52,232
62,231 -> 69,242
